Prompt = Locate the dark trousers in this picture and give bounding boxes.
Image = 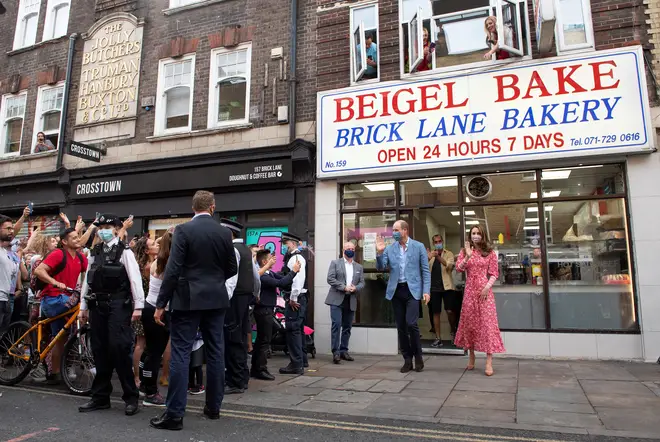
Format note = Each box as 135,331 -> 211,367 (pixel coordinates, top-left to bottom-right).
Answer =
224,294 -> 250,389
284,295 -> 307,369
0,301 -> 11,335
391,283 -> 422,361
166,308 -> 226,418
140,303 -> 170,396
189,365 -> 203,388
330,298 -> 354,356
89,299 -> 139,405
251,305 -> 273,374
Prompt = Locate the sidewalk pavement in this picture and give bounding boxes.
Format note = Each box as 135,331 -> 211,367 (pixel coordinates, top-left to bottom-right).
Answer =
185,353 -> 660,440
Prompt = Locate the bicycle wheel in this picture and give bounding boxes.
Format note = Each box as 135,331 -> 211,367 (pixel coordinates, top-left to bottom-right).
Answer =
0,321 -> 35,386
62,326 -> 95,395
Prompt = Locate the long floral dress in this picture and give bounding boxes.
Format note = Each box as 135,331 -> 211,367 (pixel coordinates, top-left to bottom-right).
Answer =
454,249 -> 505,354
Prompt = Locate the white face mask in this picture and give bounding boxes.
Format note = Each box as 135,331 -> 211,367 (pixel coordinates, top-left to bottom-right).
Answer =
471,234 -> 482,243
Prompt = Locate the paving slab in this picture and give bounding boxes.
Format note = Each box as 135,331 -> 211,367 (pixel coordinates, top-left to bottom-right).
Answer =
399,385 -> 452,399
516,399 -> 595,414
278,376 -> 325,387
595,407 -> 660,434
295,398 -> 373,413
517,375 -> 581,389
620,363 -> 660,382
642,381 -> 660,397
312,389 -> 383,405
517,387 -> 589,404
518,361 -> 573,376
365,393 -> 445,417
436,406 -> 516,423
461,367 -> 518,380
235,392 -> 308,407
579,379 -> 658,397
454,376 -> 518,394
367,379 -> 411,393
405,380 -> 460,390
403,369 -> 465,383
585,392 -> 660,408
336,378 -> 382,391
569,362 -> 638,381
259,386 -> 325,396
444,390 -> 516,410
517,408 -> 604,429
307,376 -> 349,389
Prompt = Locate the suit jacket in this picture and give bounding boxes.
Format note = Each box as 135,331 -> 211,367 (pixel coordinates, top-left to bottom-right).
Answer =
157,214 -> 238,311
259,270 -> 297,307
429,249 -> 456,291
325,258 -> 365,312
376,238 -> 431,301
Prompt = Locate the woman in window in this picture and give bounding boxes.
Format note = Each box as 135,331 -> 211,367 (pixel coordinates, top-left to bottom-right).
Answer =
406,27 -> 434,73
483,16 -> 512,60
454,225 -> 505,376
34,132 -> 56,153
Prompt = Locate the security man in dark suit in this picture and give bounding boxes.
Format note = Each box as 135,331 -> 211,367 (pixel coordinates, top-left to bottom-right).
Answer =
251,249 -> 300,380
220,218 -> 260,394
150,191 -> 238,431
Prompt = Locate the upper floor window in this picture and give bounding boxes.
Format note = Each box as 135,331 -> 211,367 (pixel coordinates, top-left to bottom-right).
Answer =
555,0 -> 594,53
208,44 -> 251,128
43,0 -> 71,41
400,0 -> 530,75
13,0 -> 41,50
350,4 -> 380,84
155,55 -> 195,136
1,93 -> 27,156
169,0 -> 204,8
33,84 -> 63,153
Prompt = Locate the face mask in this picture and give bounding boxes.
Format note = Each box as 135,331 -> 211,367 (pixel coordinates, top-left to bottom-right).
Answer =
435,243 -> 443,250
471,234 -> 482,243
392,231 -> 402,241
344,250 -> 355,258
98,229 -> 114,243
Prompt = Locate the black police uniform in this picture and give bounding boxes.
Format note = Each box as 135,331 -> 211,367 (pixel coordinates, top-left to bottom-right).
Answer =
80,215 -> 140,414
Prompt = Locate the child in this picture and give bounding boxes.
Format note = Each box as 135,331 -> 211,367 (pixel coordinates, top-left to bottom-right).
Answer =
188,330 -> 205,395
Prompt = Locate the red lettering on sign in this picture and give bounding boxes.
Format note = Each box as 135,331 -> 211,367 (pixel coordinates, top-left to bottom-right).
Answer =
589,61 -> 620,91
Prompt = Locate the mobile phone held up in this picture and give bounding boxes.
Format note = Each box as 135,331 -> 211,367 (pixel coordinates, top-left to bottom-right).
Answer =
429,42 -> 437,52
27,201 -> 33,215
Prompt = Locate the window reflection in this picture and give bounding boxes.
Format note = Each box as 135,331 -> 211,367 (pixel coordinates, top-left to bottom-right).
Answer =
342,182 -> 395,210
541,165 -> 625,198
400,177 -> 458,206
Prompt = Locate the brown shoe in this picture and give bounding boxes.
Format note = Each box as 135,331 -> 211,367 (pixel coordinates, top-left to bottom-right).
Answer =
400,359 -> 413,373
414,356 -> 424,372
333,354 -> 341,364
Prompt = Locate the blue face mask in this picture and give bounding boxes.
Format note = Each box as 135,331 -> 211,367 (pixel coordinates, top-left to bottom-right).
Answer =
344,249 -> 355,258
435,243 -> 443,250
392,231 -> 402,241
98,229 -> 114,243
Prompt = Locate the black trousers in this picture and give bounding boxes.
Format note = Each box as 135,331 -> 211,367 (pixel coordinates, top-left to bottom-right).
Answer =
89,298 -> 139,405
251,305 -> 274,374
224,293 -> 250,389
391,283 -> 422,361
140,303 -> 170,396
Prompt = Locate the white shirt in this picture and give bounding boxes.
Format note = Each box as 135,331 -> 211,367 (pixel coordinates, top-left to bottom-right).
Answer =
288,251 -> 307,302
225,238 -> 242,300
0,247 -> 17,302
80,237 -> 145,311
344,257 -> 354,286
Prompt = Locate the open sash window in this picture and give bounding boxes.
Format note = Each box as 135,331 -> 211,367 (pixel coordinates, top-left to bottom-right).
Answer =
408,7 -> 424,72
351,22 -> 367,82
495,0 -> 524,57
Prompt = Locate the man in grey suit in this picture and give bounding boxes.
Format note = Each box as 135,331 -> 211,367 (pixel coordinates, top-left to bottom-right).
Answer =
325,242 -> 365,364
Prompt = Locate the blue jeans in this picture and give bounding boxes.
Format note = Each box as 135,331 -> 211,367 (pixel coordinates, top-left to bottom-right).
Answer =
284,295 -> 308,369
330,303 -> 354,356
41,294 -> 71,335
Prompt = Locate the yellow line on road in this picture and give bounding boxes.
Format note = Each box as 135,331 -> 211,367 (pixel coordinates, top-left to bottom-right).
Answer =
6,385 -> 568,442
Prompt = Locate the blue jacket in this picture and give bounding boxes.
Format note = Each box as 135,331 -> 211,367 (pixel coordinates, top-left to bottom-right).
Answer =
259,270 -> 297,307
376,238 -> 431,301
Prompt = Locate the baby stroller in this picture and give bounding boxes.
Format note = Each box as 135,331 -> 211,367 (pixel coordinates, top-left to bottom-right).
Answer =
271,304 -> 316,359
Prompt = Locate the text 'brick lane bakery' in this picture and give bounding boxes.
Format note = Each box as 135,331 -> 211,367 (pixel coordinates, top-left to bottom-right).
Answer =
313,46 -> 658,361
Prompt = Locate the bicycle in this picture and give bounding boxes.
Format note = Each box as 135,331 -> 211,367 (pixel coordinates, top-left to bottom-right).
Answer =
0,288 -> 96,395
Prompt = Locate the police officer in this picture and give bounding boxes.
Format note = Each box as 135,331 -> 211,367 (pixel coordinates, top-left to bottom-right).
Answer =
221,219 -> 260,394
279,232 -> 309,375
78,214 -> 145,416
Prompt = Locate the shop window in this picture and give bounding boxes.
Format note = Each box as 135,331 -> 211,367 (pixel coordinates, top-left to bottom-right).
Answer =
13,0 -> 41,50
208,44 -> 251,128
1,92 -> 27,157
155,55 -> 195,136
540,165 -> 625,199
400,0 -> 530,75
400,177 -> 458,206
350,4 -> 380,84
545,199 -> 635,330
342,182 -> 396,210
32,84 -> 64,153
462,171 -> 537,203
148,217 -> 192,239
246,212 -> 289,224
43,0 -> 70,41
464,204 -> 547,330
14,214 -> 62,240
554,0 -> 594,53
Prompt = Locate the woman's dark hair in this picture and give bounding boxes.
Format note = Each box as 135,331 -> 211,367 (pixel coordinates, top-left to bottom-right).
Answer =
156,232 -> 173,276
134,237 -> 151,277
468,224 -> 493,256
37,131 -> 45,138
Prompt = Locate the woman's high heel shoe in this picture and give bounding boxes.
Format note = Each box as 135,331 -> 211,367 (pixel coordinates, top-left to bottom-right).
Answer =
485,362 -> 494,376
467,353 -> 476,370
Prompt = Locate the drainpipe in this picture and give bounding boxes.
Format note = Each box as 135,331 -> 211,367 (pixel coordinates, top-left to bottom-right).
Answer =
288,0 -> 298,143
56,33 -> 78,170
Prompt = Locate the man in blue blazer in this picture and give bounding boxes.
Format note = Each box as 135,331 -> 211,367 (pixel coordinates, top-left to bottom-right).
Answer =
376,220 -> 431,373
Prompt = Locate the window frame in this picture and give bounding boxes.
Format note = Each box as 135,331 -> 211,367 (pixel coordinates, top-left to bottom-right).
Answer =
398,0 -> 532,79
43,0 -> 71,41
169,0 -> 204,8
32,83 -> 64,154
554,0 -> 595,54
0,91 -> 28,158
207,43 -> 252,129
154,54 -> 196,136
13,0 -> 42,50
349,3 -> 380,85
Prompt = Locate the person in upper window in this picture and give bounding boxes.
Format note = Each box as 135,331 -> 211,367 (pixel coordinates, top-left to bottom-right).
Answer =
483,16 -> 513,60
357,34 -> 378,79
34,132 -> 56,153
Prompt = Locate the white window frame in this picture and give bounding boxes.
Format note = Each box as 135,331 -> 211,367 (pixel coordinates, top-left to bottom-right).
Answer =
349,3 -> 380,85
43,0 -> 71,41
0,92 -> 28,158
408,7 -> 424,72
154,54 -> 196,136
169,0 -> 204,8
496,0 -> 524,57
32,83 -> 64,153
398,0 -> 531,79
554,0 -> 595,54
207,43 -> 252,129
13,0 -> 41,50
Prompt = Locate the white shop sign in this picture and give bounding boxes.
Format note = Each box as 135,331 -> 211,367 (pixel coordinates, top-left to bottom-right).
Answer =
317,47 -> 653,179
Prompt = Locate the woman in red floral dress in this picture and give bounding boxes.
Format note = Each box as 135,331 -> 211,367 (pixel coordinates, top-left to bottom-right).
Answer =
454,225 -> 505,376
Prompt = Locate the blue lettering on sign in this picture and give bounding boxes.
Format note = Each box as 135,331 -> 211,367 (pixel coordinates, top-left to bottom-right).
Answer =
334,122 -> 405,148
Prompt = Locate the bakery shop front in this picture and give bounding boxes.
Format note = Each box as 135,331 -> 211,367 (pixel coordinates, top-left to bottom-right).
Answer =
312,46 -> 660,360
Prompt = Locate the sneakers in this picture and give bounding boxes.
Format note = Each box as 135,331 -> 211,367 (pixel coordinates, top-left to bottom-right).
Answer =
188,385 -> 206,395
143,392 -> 166,408
431,339 -> 443,348
30,365 -> 48,382
138,384 -> 146,398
